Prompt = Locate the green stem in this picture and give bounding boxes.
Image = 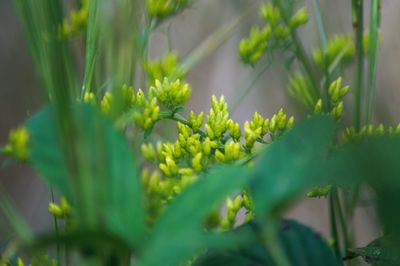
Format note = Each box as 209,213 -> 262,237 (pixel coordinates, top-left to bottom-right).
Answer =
311,0 -> 330,110
50,188 -> 61,264
333,189 -> 350,253
158,110 -> 207,137
329,187 -> 341,258
272,0 -> 320,99
365,0 -> 380,124
352,0 -> 364,130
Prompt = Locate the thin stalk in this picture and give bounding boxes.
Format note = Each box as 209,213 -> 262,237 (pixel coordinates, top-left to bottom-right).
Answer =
329,187 -> 341,258
352,0 -> 364,130
365,0 -> 380,124
272,0 -> 320,99
50,188 -> 61,264
231,60 -> 273,113
333,189 -> 351,253
311,0 -> 330,110
81,0 -> 99,98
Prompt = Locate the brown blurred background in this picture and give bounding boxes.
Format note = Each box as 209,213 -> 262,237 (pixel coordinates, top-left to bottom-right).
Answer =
1,0 -> 399,246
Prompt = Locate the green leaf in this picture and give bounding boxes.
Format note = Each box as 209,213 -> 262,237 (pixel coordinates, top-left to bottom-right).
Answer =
138,166 -> 252,266
348,235 -> 400,266
250,115 -> 336,217
26,104 -> 146,248
194,219 -> 342,266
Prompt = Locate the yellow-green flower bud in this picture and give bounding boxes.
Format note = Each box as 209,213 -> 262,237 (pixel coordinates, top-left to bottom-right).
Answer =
205,95 -> 229,140
145,52 -> 186,85
3,127 -> 30,161
133,98 -> 160,130
312,35 -> 354,67
289,7 -> 309,28
60,197 -> 71,216
244,121 -> 261,148
376,124 -> 385,135
287,116 -> 295,129
192,152 -> 203,172
239,26 -> 271,65
146,0 -> 190,20
189,111 -> 204,132
261,3 -> 280,26
273,25 -> 290,40
141,143 -> 157,160
202,137 -> 212,156
48,202 -> 63,218
149,78 -> 191,110
83,92 -> 95,104
331,101 -> 344,120
224,141 -> 241,162
232,195 -> 242,211
159,156 -> 178,177
215,149 -> 225,163
314,99 -> 323,114
227,119 -> 241,140
100,92 -> 113,113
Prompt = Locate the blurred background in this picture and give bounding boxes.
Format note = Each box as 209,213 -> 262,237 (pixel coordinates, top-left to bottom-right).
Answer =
1,0 -> 399,246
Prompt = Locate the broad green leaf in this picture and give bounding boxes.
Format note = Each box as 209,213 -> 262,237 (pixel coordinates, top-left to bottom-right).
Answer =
250,115 -> 336,217
348,235 -> 400,266
194,219 -> 342,266
138,166 -> 252,266
26,104 -> 146,248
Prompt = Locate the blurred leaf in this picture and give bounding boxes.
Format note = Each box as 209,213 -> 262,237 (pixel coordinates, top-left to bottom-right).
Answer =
25,104 -> 146,248
348,235 -> 400,266
138,166 -> 252,266
194,219 -> 341,266
250,115 -> 336,217
0,191 -> 33,243
26,108 -> 72,198
329,136 -> 400,235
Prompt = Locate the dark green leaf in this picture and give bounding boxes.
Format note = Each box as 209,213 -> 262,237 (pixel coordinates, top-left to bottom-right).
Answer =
251,115 -> 336,217
26,104 -> 146,248
348,235 -> 400,266
195,219 -> 341,266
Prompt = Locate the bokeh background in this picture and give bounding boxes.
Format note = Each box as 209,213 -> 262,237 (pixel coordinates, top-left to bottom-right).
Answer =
1,0 -> 399,247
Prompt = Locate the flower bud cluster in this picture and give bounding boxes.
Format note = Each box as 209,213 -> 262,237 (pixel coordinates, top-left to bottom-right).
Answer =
61,0 -> 89,38
3,127 -> 30,161
244,108 -> 294,145
313,77 -> 349,120
149,78 -> 191,110
145,52 -> 186,85
48,197 -> 71,218
239,3 -> 309,65
342,124 -> 400,142
239,26 -> 271,65
307,185 -> 331,198
288,72 -> 317,110
220,192 -> 253,230
205,96 -> 230,140
312,35 -> 354,67
146,0 -> 190,20
139,87 -> 294,225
